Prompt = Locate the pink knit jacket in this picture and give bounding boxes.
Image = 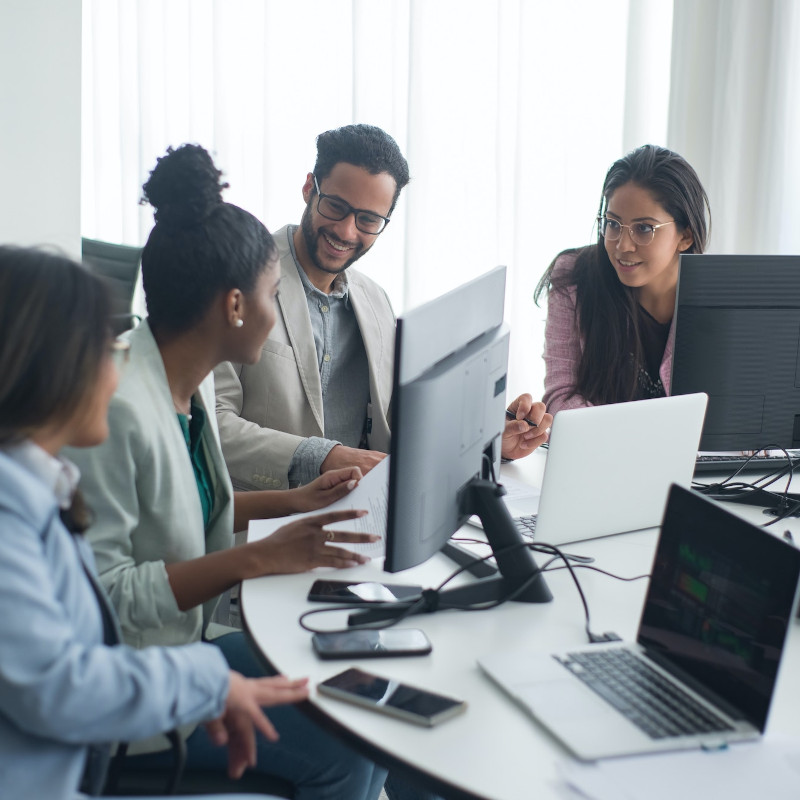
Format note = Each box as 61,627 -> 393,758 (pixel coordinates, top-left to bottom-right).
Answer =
541,252 -> 675,415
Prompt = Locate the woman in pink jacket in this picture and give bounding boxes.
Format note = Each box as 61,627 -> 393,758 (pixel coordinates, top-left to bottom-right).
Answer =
535,145 -> 710,414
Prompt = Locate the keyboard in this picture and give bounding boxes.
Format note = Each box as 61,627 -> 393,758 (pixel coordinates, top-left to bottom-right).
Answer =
556,648 -> 734,740
468,513 -> 538,537
512,514 -> 538,538
694,452 -> 800,474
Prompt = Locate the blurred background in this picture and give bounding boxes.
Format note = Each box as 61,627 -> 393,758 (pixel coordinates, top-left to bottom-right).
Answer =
3,0 -> 799,400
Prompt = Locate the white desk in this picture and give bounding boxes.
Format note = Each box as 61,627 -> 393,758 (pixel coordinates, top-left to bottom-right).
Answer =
241,452 -> 800,800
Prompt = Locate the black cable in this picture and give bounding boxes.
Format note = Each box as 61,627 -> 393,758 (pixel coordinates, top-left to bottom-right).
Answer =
692,446 -> 800,526
299,540 -> 537,634
542,562 -> 651,582
298,543 -> 511,634
438,542 -> 591,636
481,451 -> 499,484
762,497 -> 800,527
451,535 -> 596,564
451,535 -> 493,546
297,538 -> 638,644
693,446 -> 795,491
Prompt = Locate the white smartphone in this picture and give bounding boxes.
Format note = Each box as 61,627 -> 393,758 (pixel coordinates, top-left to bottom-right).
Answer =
307,579 -> 423,604
317,667 -> 466,727
312,628 -> 432,660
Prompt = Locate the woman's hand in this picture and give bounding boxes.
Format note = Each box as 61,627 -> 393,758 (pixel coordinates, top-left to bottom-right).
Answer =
204,671 -> 310,779
290,466 -> 364,513
248,508 -> 380,576
501,394 -> 552,460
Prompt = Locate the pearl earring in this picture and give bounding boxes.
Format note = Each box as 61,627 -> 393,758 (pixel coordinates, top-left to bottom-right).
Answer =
234,319 -> 244,328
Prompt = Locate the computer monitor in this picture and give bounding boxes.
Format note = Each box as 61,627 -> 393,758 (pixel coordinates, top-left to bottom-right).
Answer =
671,254 -> 800,451
381,265 -> 551,608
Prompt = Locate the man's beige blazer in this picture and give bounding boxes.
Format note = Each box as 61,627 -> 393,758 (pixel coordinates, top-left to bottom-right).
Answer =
214,225 -> 395,490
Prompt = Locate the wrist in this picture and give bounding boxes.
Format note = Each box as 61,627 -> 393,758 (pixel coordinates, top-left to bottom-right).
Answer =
241,539 -> 277,580
284,485 -> 308,515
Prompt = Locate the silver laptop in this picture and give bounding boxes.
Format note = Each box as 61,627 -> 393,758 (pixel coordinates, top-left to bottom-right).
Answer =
472,393 -> 709,545
479,484 -> 800,760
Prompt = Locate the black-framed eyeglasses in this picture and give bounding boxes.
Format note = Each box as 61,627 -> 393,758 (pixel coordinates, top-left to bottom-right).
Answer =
313,175 -> 390,235
597,215 -> 675,247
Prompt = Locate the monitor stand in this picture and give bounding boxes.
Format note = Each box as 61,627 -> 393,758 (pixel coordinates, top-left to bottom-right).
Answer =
348,478 -> 551,627
439,478 -> 553,605
439,540 -> 498,578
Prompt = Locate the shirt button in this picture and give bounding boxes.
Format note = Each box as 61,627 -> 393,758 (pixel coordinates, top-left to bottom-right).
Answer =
321,305 -> 329,313
323,354 -> 331,362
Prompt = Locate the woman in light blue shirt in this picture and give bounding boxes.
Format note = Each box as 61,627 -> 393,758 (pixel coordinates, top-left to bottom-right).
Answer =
0,245 -> 308,800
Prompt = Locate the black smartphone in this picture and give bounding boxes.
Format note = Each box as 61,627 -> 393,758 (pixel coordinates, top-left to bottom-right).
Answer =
312,628 -> 432,660
307,579 -> 423,604
317,667 -> 466,726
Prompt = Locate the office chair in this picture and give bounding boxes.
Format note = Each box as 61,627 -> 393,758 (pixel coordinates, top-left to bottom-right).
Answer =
103,730 -> 294,797
104,730 -> 186,796
81,237 -> 143,335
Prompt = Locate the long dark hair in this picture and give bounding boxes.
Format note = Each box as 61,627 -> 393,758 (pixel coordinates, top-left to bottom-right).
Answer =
534,144 -> 711,406
0,246 -> 111,445
140,143 -> 277,337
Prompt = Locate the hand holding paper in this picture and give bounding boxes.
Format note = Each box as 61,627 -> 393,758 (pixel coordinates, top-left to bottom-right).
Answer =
249,457 -> 390,560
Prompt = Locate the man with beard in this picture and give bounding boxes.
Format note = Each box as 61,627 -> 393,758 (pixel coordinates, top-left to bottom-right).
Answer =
214,124 -> 407,490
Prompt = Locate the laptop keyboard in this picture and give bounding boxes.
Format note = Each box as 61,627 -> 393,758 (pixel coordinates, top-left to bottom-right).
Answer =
555,649 -> 735,740
512,515 -> 538,538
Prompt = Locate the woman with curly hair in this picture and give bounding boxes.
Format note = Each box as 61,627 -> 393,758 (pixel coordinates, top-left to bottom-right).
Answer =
68,144 -> 386,799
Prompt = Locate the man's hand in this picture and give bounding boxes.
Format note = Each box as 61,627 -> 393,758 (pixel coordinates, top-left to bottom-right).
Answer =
321,444 -> 386,475
204,671 -> 310,779
501,394 -> 552,460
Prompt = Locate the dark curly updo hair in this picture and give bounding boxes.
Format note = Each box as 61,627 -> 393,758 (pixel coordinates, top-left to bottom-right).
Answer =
141,144 -> 277,336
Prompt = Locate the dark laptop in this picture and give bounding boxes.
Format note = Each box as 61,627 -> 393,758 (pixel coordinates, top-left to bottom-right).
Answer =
479,484 -> 800,760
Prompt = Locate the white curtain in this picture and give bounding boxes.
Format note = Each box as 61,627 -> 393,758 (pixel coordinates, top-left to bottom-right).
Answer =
668,0 -> 800,255
83,0 -> 674,400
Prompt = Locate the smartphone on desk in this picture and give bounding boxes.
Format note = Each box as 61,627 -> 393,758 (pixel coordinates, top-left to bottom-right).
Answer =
317,667 -> 466,726
312,628 -> 432,660
307,579 -> 423,604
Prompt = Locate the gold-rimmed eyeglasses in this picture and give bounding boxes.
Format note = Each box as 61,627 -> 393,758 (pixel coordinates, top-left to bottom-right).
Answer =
598,216 -> 676,247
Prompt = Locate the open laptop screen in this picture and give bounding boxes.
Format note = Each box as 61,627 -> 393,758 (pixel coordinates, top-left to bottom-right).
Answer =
638,485 -> 800,731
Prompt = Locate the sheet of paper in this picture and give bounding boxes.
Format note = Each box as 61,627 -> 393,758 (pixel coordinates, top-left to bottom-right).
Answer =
558,735 -> 800,800
247,457 -> 389,559
499,474 -> 541,507
467,473 -> 541,529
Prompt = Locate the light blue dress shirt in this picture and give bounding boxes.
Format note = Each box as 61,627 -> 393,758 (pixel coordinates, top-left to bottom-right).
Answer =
287,227 -> 371,485
0,446 -> 230,800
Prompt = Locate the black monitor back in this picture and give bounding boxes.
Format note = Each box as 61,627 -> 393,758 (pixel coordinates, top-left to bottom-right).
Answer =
671,254 -> 800,451
384,266 -> 508,573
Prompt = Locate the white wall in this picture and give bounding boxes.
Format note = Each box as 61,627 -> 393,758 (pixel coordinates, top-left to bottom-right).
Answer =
0,0 -> 82,257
